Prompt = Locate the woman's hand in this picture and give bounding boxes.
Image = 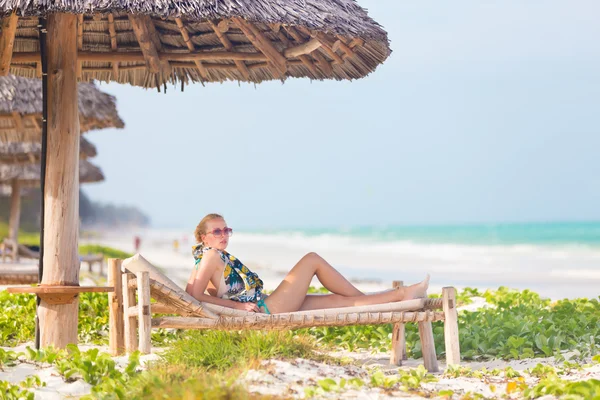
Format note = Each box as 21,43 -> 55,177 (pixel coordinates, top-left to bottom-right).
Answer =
234,302 -> 261,313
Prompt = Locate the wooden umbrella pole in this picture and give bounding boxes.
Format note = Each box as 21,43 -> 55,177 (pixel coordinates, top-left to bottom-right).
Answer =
8,179 -> 21,262
38,13 -> 81,348
35,16 -> 47,351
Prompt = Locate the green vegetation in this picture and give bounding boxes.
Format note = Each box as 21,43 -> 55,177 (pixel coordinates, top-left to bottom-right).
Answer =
78,245 -> 133,260
1,281 -> 599,399
0,221 -> 40,246
163,330 -> 327,371
299,287 -> 600,361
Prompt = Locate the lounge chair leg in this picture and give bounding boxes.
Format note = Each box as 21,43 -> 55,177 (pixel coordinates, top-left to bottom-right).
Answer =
443,287 -> 460,366
122,272 -> 138,354
390,280 -> 407,365
418,315 -> 439,373
138,271 -> 152,354
108,259 -> 125,356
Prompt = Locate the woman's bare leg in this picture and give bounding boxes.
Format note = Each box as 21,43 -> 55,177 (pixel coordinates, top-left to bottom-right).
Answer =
297,281 -> 429,311
264,252 -> 429,313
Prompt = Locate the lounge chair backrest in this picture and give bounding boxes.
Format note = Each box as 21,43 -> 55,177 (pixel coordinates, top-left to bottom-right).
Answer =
121,253 -> 250,318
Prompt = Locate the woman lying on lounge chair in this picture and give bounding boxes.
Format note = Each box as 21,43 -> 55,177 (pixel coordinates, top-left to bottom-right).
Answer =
186,213 -> 430,315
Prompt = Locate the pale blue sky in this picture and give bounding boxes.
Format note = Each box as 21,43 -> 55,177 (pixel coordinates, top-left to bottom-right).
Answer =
84,0 -> 600,230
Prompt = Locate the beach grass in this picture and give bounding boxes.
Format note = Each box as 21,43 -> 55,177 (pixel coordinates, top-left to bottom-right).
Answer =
1,287 -> 599,399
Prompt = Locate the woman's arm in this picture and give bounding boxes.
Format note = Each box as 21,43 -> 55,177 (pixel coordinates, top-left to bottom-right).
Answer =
187,251 -> 260,312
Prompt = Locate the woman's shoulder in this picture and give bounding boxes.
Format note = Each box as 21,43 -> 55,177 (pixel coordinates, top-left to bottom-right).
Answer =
195,246 -> 227,265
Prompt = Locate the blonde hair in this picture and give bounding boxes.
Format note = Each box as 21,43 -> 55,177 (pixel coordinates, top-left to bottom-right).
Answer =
194,213 -> 224,244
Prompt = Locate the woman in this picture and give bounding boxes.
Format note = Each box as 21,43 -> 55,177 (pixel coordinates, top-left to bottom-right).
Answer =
186,214 -> 430,314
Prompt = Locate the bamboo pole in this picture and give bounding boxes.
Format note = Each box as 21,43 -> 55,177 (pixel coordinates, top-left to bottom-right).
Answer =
12,51 -> 269,63
122,272 -> 138,353
128,15 -> 172,77
418,311 -> 439,373
270,24 -> 319,79
232,17 -> 287,76
108,259 -> 125,355
38,13 -> 80,349
390,281 -> 406,365
138,271 -> 151,354
443,287 -> 460,366
208,19 -> 249,80
174,17 -> 209,80
153,311 -> 445,330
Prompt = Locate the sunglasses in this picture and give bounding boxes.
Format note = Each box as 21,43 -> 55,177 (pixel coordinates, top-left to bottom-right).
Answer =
207,227 -> 233,238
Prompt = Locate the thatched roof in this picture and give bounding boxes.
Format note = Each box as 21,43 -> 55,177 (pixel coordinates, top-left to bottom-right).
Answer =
0,75 -> 124,143
0,0 -> 390,88
0,137 -> 97,164
0,159 -> 104,186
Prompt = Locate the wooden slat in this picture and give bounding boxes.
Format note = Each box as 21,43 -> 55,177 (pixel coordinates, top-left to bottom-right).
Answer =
174,17 -> 209,80
232,17 -> 287,77
390,281 -> 407,365
123,272 -> 138,353
208,19 -> 250,80
443,287 -> 461,366
108,259 -> 125,356
0,13 -> 18,76
128,15 -> 172,76
418,312 -> 439,373
107,14 -> 119,79
152,311 -> 446,331
138,271 -> 152,354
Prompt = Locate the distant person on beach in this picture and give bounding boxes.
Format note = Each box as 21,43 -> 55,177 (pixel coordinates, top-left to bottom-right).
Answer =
134,236 -> 141,252
186,214 -> 429,315
173,239 -> 179,252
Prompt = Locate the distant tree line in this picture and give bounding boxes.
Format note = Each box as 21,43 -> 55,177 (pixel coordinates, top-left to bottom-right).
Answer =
0,189 -> 150,231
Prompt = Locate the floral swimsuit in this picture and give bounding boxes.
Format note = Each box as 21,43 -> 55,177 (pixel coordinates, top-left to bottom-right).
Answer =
192,245 -> 270,314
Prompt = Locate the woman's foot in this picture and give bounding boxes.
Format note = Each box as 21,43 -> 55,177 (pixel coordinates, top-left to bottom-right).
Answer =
397,275 -> 430,301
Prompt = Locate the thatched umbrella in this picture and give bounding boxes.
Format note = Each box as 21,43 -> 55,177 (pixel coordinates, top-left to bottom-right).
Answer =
0,75 -> 124,143
0,138 -> 98,259
0,137 -> 97,164
0,160 -> 104,262
0,0 -> 390,350
0,159 -> 104,186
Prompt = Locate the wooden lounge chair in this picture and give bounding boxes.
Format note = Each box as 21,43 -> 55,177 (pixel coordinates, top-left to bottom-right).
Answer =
107,255 -> 461,372
1,239 -> 39,262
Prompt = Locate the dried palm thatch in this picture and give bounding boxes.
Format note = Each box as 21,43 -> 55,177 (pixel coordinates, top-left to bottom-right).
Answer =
0,159 -> 104,187
0,75 -> 124,143
0,137 -> 97,164
0,0 -> 390,88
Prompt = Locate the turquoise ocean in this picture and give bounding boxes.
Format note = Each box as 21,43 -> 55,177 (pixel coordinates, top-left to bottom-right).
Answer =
249,221 -> 600,247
